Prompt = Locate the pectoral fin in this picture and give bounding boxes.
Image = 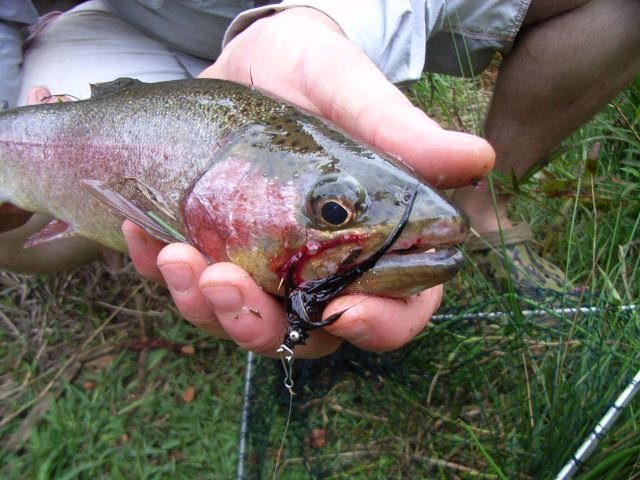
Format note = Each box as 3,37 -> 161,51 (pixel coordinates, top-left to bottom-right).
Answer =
101,247 -> 126,271
24,219 -> 75,248
80,179 -> 186,245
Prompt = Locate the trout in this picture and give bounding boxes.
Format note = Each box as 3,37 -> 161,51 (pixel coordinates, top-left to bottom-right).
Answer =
0,78 -> 467,307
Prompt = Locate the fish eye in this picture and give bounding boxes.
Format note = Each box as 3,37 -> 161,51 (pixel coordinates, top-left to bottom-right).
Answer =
306,173 -> 368,228
319,199 -> 352,226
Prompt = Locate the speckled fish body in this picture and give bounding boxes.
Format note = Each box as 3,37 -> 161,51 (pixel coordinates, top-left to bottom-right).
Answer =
0,78 -> 467,296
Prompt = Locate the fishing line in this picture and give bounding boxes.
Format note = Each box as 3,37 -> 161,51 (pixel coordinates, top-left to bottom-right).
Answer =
236,350 -> 254,480
273,344 -> 296,479
272,389 -> 294,480
40,93 -> 80,102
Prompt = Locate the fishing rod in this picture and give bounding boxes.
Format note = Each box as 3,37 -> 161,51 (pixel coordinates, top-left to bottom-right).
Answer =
436,303 -> 639,478
431,304 -> 637,323
434,304 -> 640,478
236,350 -> 255,480
555,367 -> 640,480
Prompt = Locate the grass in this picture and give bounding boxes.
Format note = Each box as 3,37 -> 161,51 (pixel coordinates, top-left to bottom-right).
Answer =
0,268 -> 245,478
1,73 -> 639,479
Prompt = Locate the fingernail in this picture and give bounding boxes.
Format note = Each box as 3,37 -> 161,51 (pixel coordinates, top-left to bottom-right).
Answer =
202,286 -> 243,314
159,263 -> 193,293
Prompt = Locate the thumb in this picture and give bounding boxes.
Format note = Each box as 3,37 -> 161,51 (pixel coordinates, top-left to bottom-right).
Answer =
291,20 -> 495,189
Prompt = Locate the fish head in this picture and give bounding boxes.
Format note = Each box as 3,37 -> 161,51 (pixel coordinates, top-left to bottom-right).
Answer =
292,141 -> 469,297
182,116 -> 468,297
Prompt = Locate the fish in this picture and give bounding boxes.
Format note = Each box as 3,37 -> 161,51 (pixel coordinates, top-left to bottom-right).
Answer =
0,78 -> 468,303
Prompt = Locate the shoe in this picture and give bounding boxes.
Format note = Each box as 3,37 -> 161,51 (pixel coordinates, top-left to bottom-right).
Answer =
465,223 -> 568,297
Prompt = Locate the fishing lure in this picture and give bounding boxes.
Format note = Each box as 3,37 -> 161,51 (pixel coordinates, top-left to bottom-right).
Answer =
280,186 -> 418,351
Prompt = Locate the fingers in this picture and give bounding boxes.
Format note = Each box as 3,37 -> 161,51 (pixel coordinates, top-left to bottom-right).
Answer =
27,87 -> 52,105
124,226 -> 437,356
156,244 -> 231,338
122,221 -> 166,285
293,26 -> 495,189
158,252 -> 343,357
27,86 -> 74,105
123,226 -> 343,357
198,262 -> 343,358
323,286 -> 443,352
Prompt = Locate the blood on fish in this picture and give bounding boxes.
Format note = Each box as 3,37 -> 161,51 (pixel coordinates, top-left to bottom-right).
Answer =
277,233 -> 364,287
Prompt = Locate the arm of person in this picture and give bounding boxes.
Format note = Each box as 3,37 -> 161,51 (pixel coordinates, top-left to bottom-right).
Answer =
124,6 -> 494,358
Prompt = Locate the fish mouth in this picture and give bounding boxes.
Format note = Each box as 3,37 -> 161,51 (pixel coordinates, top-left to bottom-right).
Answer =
381,218 -> 468,267
381,240 -> 466,275
344,235 -> 467,298
384,244 -> 463,262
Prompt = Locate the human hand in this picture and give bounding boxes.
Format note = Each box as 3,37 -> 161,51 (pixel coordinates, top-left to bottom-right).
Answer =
125,7 -> 495,358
